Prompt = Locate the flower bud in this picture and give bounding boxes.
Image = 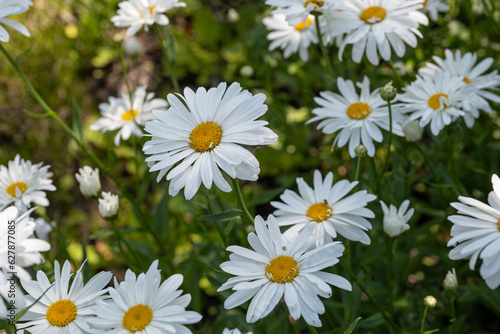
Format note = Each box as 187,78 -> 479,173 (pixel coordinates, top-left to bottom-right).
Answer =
75,166 -> 101,198
403,120 -> 424,142
98,192 -> 119,219
355,145 -> 367,158
380,200 -> 414,238
380,82 -> 397,101
424,295 -> 437,308
227,8 -> 240,23
443,268 -> 458,291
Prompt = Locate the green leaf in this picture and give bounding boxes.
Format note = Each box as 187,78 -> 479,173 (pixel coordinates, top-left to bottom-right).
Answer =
199,209 -> 243,222
23,109 -> 50,118
344,317 -> 362,334
72,98 -> 83,142
16,42 -> 32,62
153,192 -> 170,243
422,330 -> 439,334
0,319 -> 15,334
107,149 -> 117,168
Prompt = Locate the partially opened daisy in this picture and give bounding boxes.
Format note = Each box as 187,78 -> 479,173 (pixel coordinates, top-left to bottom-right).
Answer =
17,260 -> 112,333
92,260 -> 202,333
419,0 -> 449,21
111,0 -> 186,36
263,13 -> 319,62
447,174 -> 500,289
418,49 -> 500,128
308,76 -> 405,157
0,0 -> 32,42
327,0 -> 428,65
90,86 -> 168,146
218,215 -> 351,327
143,82 -> 278,200
0,155 -> 56,212
271,170 -> 376,246
399,70 -> 475,136
265,0 -> 342,26
380,199 -> 414,238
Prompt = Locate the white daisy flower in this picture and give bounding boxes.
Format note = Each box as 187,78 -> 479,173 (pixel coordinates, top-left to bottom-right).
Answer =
263,13 -> 319,62
420,0 -> 449,21
327,0 -> 428,65
111,0 -> 186,36
218,215 -> 351,327
98,192 -> 119,219
92,260 -> 202,333
447,174 -> 500,289
271,170 -> 376,246
143,82 -> 278,200
418,49 -> 500,128
308,76 -> 405,157
380,199 -> 414,238
0,0 -> 32,42
75,166 -> 101,198
17,260 -> 112,333
0,155 -> 56,213
90,86 -> 168,146
265,0 -> 342,26
33,217 -> 53,240
0,206 -> 51,281
399,70 -> 476,136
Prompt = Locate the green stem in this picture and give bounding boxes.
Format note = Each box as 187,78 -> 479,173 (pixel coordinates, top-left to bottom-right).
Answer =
152,23 -> 180,92
375,99 -> 393,194
450,293 -> 456,334
354,156 -> 362,182
387,237 -> 394,315
119,43 -> 133,98
307,324 -> 319,334
313,13 -> 334,78
232,179 -> 254,224
109,218 -> 141,270
388,60 -> 403,89
420,305 -> 429,334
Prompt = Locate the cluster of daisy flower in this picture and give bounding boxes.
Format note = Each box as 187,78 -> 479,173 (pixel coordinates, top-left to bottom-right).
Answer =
263,0 -> 451,65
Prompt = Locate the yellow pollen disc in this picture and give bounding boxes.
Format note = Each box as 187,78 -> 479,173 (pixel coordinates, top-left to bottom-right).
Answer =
189,121 -> 223,152
149,6 -> 155,15
497,217 -> 500,231
360,6 -> 387,24
463,76 -> 472,84
6,182 -> 27,198
346,102 -> 372,120
428,93 -> 449,110
304,0 -> 324,9
123,304 -> 153,332
423,1 -> 428,8
265,255 -> 299,283
294,17 -> 314,31
46,299 -> 77,327
306,202 -> 333,222
121,110 -> 139,121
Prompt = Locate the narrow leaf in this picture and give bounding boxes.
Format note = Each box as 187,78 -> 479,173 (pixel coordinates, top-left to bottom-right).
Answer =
72,98 -> 83,142
344,317 -> 362,334
199,209 -> 243,222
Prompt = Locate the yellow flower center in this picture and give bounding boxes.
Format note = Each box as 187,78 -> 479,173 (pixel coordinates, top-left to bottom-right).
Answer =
265,255 -> 299,283
360,6 -> 387,24
428,93 -> 449,110
306,202 -> 333,222
121,110 -> 139,121
189,121 -> 223,152
423,1 -> 428,8
123,304 -> 153,332
6,182 -> 27,198
463,76 -> 472,84
303,0 -> 324,9
346,102 -> 372,120
149,6 -> 155,15
497,217 -> 500,231
294,17 -> 314,31
46,299 -> 77,327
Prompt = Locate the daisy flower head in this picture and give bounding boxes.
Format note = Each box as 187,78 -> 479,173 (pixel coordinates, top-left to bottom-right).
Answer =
0,155 -> 56,212
111,0 -> 186,36
90,86 -> 168,146
380,199 -> 414,237
308,76 -> 405,157
271,170 -> 376,246
265,0 -> 343,26
18,260 -> 112,333
399,70 -> 475,136
0,0 -> 32,42
143,82 -> 278,200
447,174 -> 500,289
418,49 -> 500,128
263,13 -> 320,62
75,166 -> 101,198
218,215 -> 351,327
0,206 -> 51,281
327,0 -> 428,65
420,0 -> 449,21
93,260 -> 202,333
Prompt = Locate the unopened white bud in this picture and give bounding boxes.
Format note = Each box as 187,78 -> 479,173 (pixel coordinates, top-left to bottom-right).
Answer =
443,268 -> 458,291
403,120 -> 424,142
380,82 -> 397,101
227,8 -> 240,23
98,192 -> 119,219
424,295 -> 437,308
380,200 -> 414,238
355,145 -> 367,158
75,166 -> 101,198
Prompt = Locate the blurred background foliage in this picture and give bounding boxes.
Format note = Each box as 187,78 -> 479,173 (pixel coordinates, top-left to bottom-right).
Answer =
3,0 -> 500,332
